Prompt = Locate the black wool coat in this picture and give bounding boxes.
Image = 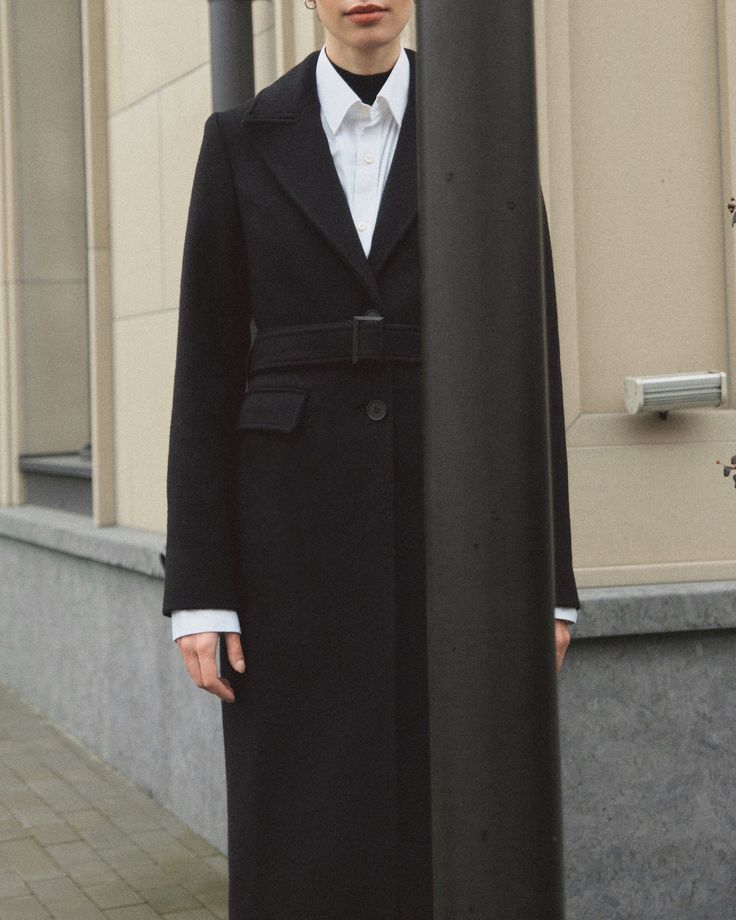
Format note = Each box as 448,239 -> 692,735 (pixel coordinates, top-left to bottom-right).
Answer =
163,47 -> 579,920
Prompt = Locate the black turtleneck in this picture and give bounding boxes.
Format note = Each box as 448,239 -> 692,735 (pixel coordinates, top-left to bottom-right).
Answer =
328,57 -> 393,107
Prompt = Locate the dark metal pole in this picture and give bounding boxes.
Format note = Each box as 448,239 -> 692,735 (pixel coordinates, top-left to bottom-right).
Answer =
416,3 -> 564,919
208,0 -> 255,111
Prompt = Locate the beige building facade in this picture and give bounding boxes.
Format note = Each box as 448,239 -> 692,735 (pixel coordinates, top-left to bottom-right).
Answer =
1,0 -> 735,587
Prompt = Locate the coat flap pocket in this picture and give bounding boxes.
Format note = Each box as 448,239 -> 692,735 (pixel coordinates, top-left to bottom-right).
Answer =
236,388 -> 309,433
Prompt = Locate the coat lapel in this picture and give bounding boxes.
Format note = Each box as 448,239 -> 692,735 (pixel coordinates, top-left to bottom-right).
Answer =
241,52 -> 380,306
240,49 -> 418,305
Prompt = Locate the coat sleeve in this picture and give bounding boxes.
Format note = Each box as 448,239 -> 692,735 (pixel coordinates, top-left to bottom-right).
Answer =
162,112 -> 251,617
542,199 -> 580,611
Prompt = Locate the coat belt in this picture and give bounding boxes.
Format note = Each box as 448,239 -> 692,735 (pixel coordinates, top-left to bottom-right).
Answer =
247,314 -> 421,373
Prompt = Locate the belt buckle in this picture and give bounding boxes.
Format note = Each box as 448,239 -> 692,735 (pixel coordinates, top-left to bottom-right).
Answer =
352,312 -> 384,364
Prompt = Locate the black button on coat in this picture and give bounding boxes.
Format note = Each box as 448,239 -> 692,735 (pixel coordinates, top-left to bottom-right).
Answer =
163,48 -> 579,920
366,398 -> 388,420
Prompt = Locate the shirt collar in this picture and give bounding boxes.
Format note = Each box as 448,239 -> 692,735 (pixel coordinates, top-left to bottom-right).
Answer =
315,44 -> 410,134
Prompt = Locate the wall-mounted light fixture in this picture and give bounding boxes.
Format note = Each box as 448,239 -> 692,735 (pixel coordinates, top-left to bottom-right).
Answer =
624,371 -> 727,416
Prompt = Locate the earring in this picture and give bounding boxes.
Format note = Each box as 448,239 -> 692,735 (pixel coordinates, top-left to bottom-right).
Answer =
304,0 -> 316,8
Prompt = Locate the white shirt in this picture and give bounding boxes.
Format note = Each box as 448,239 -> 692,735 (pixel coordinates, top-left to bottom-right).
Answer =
317,43 -> 408,255
171,45 -> 577,640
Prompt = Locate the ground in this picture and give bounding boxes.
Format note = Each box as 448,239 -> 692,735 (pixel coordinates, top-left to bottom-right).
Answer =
0,684 -> 228,920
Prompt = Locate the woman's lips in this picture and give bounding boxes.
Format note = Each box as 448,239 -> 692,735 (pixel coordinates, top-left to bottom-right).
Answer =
348,10 -> 385,24
345,5 -> 387,24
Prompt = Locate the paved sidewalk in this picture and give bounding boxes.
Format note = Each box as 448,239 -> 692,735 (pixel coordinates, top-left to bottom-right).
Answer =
0,683 -> 228,920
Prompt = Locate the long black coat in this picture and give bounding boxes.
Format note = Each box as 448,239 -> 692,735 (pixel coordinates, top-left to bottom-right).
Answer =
163,48 -> 579,920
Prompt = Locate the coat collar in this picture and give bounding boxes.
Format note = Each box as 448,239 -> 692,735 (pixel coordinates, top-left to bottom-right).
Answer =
240,49 -> 417,309
316,45 -> 410,134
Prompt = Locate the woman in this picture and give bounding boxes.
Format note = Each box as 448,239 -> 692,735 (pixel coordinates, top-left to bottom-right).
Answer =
163,2 -> 580,918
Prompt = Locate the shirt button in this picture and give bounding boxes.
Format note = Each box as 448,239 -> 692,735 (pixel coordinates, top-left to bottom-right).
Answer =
357,221 -> 368,232
366,399 -> 387,421
363,152 -> 375,164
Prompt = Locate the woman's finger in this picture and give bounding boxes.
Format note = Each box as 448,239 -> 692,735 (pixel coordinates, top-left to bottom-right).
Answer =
176,633 -> 234,701
182,652 -> 204,688
177,636 -> 205,688
555,620 -> 571,673
198,641 -> 236,703
224,632 -> 246,673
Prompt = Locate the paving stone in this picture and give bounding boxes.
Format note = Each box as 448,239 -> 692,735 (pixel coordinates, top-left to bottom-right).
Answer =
191,878 -> 228,917
0,764 -> 28,795
192,881 -> 228,919
2,791 -> 48,812
93,797 -> 146,819
0,894 -> 51,918
137,884 -> 200,913
47,902 -> 106,920
2,755 -> 57,783
102,905 -> 161,919
26,877 -> 107,919
66,860 -> 119,887
204,856 -> 227,878
0,868 -> 30,897
3,792 -> 63,829
15,807 -> 66,830
27,876 -> 84,902
0,818 -> 28,842
0,839 -> 65,881
162,827 -> 218,859
71,783 -> 131,807
128,831 -> 194,867
108,811 -> 163,835
63,810 -> 103,832
27,779 -> 90,813
44,841 -> 97,870
204,903 -> 226,920
82,879 -> 144,910
174,861 -> 226,894
189,877 -> 228,911
151,814 -> 187,834
0,742 -> 27,758
34,750 -> 93,781
109,858 -> 168,892
30,884 -> 105,916
159,910 -> 218,920
77,820 -> 133,852
53,763 -> 104,788
95,843 -> 147,864
29,824 -> 80,847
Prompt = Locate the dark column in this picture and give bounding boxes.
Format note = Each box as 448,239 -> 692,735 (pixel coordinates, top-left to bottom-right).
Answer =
416,3 -> 565,919
208,0 -> 255,111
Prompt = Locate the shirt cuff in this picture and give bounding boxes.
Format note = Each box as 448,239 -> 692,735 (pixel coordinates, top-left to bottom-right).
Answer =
554,606 -> 578,624
171,609 -> 241,642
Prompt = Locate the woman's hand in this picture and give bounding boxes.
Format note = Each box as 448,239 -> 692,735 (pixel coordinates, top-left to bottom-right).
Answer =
555,619 -> 571,674
176,631 -> 246,703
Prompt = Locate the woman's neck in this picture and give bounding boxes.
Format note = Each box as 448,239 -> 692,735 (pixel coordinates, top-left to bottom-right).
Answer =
329,57 -> 394,106
323,37 -> 402,75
